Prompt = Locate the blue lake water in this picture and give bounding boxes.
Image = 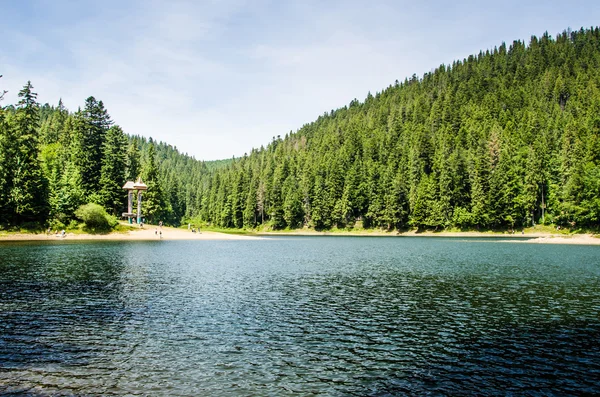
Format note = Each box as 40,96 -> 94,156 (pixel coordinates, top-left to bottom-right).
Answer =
1,237 -> 599,396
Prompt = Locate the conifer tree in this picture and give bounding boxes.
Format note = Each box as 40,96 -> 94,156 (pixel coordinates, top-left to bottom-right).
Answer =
126,142 -> 141,181
9,81 -> 48,222
0,105 -> 12,223
141,143 -> 165,223
79,96 -> 112,196
100,125 -> 127,215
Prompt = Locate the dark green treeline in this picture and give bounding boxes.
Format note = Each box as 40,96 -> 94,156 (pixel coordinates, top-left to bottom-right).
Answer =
197,27 -> 600,231
0,81 -> 213,228
1,27 -> 600,231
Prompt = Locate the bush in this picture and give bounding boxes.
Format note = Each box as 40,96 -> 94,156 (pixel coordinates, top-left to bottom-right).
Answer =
67,220 -> 79,230
74,203 -> 114,231
48,219 -> 66,231
105,214 -> 119,228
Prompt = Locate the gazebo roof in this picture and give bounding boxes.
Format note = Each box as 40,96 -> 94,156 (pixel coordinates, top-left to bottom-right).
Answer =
133,178 -> 148,191
123,178 -> 148,191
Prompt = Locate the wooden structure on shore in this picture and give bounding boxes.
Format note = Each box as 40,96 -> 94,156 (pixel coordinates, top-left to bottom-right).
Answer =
122,178 -> 148,224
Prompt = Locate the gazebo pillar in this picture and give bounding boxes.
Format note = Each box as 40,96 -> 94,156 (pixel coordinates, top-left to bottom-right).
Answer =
137,191 -> 143,224
123,178 -> 148,224
127,191 -> 133,223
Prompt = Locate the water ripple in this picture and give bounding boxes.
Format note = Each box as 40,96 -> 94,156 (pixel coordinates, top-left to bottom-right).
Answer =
0,238 -> 599,395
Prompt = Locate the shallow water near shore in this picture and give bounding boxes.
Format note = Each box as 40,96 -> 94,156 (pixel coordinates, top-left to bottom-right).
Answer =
1,237 -> 599,396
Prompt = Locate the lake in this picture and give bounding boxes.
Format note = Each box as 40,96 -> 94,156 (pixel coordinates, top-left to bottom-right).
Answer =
1,237 -> 599,396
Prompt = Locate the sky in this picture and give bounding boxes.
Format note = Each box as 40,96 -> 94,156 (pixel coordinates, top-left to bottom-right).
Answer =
1,0 -> 598,160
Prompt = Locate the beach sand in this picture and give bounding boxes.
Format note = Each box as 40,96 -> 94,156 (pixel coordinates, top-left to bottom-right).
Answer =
517,234 -> 600,245
258,229 -> 600,245
1,227 -> 599,245
399,230 -> 600,245
0,226 -> 262,242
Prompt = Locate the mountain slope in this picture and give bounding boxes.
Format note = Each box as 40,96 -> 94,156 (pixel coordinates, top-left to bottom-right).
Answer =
191,27 -> 600,231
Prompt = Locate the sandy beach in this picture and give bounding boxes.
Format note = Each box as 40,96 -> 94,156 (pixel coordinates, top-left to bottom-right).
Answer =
1,227 -> 599,245
0,226 -> 262,242
258,229 -> 600,245
515,234 -> 600,245
400,230 -> 600,245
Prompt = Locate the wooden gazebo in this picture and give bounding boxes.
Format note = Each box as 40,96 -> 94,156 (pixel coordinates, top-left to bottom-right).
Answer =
122,178 -> 148,224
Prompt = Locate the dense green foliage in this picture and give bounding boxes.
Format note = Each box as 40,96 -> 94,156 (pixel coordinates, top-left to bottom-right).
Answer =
74,203 -> 117,231
0,83 -> 185,228
0,82 -> 215,228
193,27 -> 600,231
1,27 -> 600,231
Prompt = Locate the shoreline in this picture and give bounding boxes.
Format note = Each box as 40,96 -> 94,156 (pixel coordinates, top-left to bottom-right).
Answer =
257,229 -> 600,245
0,226 -> 263,242
1,227 -> 598,245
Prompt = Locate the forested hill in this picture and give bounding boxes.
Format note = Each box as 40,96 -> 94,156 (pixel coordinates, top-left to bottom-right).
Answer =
195,27 -> 600,231
1,27 -> 600,231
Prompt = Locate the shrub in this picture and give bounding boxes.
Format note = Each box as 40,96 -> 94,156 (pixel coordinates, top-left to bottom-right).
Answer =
105,214 -> 119,228
67,220 -> 79,231
48,219 -> 66,231
74,203 -> 113,231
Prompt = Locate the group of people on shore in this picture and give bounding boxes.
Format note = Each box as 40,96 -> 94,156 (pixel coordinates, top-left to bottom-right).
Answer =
47,228 -> 66,238
154,220 -> 163,238
188,223 -> 201,234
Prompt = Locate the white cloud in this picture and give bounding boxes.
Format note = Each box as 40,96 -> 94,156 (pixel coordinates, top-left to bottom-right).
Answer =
2,0 -> 599,160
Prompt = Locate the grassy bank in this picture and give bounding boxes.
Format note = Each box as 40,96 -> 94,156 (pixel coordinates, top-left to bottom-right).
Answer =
3,221 -> 597,240
178,224 -> 257,236
0,221 -> 138,237
181,223 -> 597,237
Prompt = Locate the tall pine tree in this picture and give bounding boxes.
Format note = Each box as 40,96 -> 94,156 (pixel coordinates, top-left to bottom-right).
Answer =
9,81 -> 48,223
141,143 -> 166,223
100,125 -> 128,215
79,96 -> 112,197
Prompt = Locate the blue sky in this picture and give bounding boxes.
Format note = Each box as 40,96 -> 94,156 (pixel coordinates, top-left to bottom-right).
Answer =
1,0 -> 598,160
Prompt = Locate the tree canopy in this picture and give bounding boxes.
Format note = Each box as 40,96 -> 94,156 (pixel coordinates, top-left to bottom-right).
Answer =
187,27 -> 600,231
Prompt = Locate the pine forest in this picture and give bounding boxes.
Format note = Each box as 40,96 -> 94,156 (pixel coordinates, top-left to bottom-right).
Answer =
1,27 -> 600,232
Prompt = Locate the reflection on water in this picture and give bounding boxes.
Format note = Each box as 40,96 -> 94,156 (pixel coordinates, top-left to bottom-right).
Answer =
1,238 -> 599,395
